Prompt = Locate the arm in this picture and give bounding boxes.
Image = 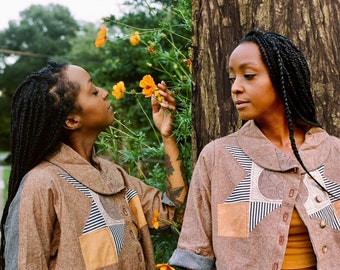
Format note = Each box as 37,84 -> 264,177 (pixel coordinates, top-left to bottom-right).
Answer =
170,144 -> 216,270
152,81 -> 188,224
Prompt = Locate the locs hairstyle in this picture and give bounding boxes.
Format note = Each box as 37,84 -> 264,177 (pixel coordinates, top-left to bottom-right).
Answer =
0,61 -> 80,269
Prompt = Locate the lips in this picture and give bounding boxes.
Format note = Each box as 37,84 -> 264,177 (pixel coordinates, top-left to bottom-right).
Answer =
107,103 -> 113,111
234,100 -> 249,109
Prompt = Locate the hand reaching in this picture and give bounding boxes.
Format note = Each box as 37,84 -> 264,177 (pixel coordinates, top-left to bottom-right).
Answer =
152,81 -> 176,139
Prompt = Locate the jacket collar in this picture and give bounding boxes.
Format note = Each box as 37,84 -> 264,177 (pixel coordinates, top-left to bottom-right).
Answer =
46,143 -> 125,195
236,120 -> 330,172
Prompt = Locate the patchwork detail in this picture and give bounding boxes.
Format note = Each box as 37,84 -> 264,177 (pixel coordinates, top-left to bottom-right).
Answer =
224,148 -> 340,233
59,173 -> 106,233
126,188 -> 138,202
59,173 -> 126,258
224,146 -> 282,233
305,165 -> 340,230
321,165 -> 340,203
225,146 -> 252,202
249,201 -> 281,231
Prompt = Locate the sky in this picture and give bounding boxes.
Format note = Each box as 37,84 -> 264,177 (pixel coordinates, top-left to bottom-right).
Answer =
0,0 -> 128,30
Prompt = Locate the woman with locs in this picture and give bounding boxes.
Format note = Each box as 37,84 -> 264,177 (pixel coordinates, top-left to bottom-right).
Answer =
170,30 -> 340,269
0,61 -> 187,269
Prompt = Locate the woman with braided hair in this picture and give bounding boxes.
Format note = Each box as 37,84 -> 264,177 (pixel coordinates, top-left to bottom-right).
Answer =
0,61 -> 187,269
170,29 -> 340,269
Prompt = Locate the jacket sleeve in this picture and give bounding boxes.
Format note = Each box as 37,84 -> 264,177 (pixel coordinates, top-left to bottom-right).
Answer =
170,142 -> 216,270
123,171 -> 176,229
5,172 -> 57,269
4,175 -> 27,270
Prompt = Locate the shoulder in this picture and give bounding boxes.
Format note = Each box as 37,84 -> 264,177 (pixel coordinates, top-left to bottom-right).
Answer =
25,161 -> 62,186
15,161 -> 68,205
195,133 -> 240,173
309,127 -> 340,150
199,127 -> 242,158
325,132 -> 340,157
328,134 -> 340,147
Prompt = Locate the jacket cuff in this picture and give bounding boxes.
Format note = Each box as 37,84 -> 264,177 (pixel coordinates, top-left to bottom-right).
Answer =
169,248 -> 216,270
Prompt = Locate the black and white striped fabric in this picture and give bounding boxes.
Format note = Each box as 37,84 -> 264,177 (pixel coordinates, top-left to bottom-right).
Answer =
224,146 -> 281,232
224,146 -> 340,232
58,173 -> 128,256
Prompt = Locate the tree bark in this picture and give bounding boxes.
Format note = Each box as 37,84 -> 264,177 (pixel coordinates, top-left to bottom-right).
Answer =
191,0 -> 242,164
192,0 -> 340,162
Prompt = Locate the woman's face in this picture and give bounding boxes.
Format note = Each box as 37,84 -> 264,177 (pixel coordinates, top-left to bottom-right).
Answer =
65,65 -> 114,134
228,42 -> 285,123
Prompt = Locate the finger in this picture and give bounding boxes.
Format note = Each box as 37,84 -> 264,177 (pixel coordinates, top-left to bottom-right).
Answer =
151,95 -> 160,114
157,81 -> 171,94
160,100 -> 176,111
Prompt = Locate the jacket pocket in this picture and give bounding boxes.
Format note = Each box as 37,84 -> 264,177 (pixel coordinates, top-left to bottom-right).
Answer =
217,202 -> 249,238
79,227 -> 118,269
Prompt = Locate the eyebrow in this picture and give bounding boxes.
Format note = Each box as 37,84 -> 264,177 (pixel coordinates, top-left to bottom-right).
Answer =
228,61 -> 258,71
87,77 -> 93,87
85,77 -> 93,92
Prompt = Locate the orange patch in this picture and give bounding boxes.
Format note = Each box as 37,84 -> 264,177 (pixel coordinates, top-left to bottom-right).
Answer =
217,202 -> 249,238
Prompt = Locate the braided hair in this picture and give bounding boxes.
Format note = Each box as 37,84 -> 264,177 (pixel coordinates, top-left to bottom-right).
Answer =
0,60 -> 81,269
240,29 -> 323,189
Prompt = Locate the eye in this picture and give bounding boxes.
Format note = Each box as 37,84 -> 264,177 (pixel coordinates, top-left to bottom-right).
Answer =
92,87 -> 99,95
229,77 -> 235,84
244,74 -> 256,79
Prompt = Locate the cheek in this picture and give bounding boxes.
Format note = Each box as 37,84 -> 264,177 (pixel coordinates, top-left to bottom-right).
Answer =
261,81 -> 279,101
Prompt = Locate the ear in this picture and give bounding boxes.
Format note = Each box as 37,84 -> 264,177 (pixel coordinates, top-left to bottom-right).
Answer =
64,115 -> 81,130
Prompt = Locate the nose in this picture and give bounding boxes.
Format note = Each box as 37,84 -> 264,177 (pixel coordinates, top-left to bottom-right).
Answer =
100,87 -> 109,99
231,77 -> 244,95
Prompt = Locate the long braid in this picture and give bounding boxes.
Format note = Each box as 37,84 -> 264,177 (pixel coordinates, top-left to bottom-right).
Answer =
0,61 -> 80,269
275,46 -> 328,193
240,30 -> 328,193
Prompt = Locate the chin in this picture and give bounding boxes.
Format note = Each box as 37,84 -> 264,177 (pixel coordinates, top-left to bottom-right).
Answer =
238,114 -> 252,121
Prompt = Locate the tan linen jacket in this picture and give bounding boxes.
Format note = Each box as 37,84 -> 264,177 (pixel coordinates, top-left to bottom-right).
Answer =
170,120 -> 340,270
5,143 -> 175,269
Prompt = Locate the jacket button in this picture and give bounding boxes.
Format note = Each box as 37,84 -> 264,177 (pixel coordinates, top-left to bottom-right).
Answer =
320,220 -> 327,228
315,195 -> 323,202
272,262 -> 278,270
279,235 -> 284,245
195,248 -> 201,254
322,245 -> 328,253
283,212 -> 288,222
122,208 -> 128,216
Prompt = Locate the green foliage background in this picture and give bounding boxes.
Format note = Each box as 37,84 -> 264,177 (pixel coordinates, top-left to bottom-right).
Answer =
94,0 -> 192,264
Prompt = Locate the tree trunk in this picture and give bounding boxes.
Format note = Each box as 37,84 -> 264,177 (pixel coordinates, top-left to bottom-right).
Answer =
192,0 -> 340,162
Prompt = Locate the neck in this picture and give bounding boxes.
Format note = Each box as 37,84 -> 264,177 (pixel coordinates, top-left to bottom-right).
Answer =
255,119 -> 306,155
63,134 -> 97,163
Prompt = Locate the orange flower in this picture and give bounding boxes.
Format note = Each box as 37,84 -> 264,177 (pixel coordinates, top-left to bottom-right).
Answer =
139,75 -> 157,98
112,81 -> 126,100
155,264 -> 175,270
130,31 -> 141,46
151,209 -> 159,229
95,25 -> 107,48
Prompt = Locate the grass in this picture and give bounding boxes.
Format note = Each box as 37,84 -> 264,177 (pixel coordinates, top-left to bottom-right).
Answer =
3,166 -> 10,201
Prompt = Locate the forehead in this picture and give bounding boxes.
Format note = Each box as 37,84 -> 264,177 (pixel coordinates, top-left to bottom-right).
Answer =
229,42 -> 262,66
65,65 -> 90,82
